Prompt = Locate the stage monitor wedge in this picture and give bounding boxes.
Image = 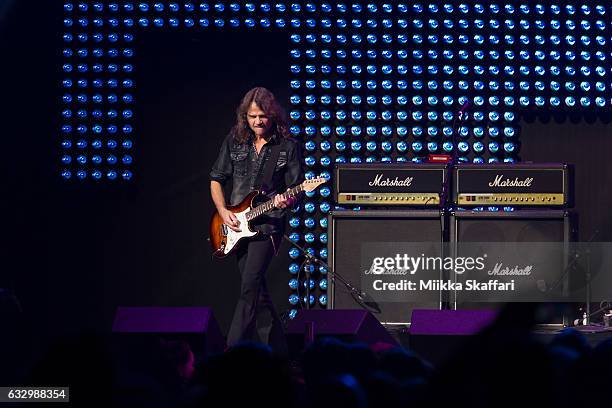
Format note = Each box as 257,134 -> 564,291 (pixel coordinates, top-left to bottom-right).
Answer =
112,307 -> 225,356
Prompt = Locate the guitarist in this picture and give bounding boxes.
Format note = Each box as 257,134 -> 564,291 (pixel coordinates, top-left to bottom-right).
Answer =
209,87 -> 304,354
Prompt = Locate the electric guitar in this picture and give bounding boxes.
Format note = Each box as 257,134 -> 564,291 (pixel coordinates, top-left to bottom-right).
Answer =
210,177 -> 326,258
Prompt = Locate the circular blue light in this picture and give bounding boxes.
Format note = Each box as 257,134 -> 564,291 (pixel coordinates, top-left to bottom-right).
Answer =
302,216 -> 316,228
565,97 -> 577,107
594,66 -> 605,77
534,96 -> 545,107
503,142 -> 516,153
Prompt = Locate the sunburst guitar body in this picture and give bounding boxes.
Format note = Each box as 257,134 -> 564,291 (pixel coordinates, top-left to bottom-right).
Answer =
210,178 -> 326,258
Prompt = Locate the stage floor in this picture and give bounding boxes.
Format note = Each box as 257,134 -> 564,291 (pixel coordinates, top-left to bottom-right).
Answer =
386,324 -> 612,366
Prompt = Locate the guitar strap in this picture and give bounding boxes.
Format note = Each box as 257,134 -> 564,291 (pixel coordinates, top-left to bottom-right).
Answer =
255,141 -> 283,193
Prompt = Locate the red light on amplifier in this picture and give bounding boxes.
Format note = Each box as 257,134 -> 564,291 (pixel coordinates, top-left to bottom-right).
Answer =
428,154 -> 452,163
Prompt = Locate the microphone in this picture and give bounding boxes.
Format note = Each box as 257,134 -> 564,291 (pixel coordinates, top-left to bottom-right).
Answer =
457,101 -> 471,120
449,100 -> 471,165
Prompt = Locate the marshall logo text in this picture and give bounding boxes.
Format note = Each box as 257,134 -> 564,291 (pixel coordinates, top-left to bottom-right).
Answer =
488,174 -> 534,188
369,174 -> 414,187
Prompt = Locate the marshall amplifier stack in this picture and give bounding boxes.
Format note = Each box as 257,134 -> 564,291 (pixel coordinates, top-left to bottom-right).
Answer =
328,163 -> 575,325
333,163 -> 571,209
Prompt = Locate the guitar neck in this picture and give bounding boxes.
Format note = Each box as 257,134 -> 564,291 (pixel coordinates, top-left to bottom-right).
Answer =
246,184 -> 304,221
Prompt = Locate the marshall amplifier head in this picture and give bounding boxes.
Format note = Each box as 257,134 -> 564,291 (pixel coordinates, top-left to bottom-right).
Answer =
453,163 -> 571,207
333,163 -> 449,207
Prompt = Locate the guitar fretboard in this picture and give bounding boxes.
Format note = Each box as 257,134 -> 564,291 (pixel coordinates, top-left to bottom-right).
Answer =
246,184 -> 304,221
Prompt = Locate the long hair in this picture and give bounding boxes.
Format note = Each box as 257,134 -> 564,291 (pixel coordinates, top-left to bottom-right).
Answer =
230,87 -> 290,144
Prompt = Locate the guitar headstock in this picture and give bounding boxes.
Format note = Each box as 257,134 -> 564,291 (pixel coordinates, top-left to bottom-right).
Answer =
302,177 -> 327,193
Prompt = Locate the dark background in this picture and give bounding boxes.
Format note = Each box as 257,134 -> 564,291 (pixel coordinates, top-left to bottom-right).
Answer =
521,116 -> 612,240
1,0 -> 611,381
4,24 -> 293,334
2,1 -> 295,379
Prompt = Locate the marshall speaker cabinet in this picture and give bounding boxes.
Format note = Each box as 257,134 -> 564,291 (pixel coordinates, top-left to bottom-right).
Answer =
449,210 -> 574,325
328,210 -> 445,325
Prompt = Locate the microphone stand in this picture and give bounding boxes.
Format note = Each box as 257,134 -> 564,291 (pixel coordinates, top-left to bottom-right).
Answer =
282,234 -> 382,315
440,102 -> 469,309
450,101 -> 470,166
575,230 -> 605,327
535,230 -> 600,327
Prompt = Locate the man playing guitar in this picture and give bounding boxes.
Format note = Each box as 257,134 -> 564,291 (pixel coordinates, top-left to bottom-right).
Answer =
209,87 -> 304,354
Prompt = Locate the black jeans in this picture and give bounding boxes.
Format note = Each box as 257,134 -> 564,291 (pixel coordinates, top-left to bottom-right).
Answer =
227,235 -> 287,355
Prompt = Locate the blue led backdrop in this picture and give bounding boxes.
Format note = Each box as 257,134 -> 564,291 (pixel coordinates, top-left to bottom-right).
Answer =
59,2 -> 610,313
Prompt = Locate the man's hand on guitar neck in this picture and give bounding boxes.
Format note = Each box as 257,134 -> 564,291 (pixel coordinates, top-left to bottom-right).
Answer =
273,191 -> 296,210
221,208 -> 241,232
